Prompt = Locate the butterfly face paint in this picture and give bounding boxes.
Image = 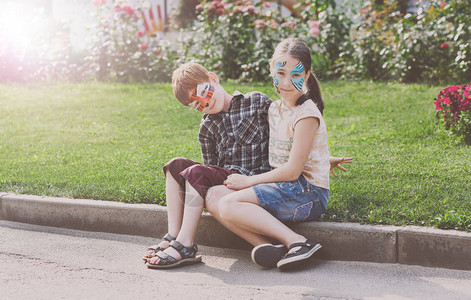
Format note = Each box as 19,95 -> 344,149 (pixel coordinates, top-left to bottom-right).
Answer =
189,83 -> 215,112
290,62 -> 305,91
273,61 -> 286,93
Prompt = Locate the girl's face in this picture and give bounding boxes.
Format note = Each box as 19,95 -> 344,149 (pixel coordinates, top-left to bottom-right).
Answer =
272,55 -> 310,103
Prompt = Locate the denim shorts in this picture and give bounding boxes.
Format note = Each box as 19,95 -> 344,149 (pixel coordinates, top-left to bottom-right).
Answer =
252,175 -> 329,223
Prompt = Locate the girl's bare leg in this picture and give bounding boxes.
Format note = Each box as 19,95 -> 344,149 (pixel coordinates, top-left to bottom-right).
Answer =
205,185 -> 273,246
218,188 -> 307,248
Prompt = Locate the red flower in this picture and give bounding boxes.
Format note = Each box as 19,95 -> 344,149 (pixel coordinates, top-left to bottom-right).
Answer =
440,43 -> 449,49
440,1 -> 446,8
463,85 -> 470,100
137,31 -> 145,38
140,43 -> 148,51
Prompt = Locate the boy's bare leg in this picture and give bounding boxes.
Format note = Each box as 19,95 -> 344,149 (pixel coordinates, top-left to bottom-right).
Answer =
145,171 -> 184,256
149,181 -> 204,263
217,188 -> 306,250
165,170 -> 185,239
206,185 -> 273,246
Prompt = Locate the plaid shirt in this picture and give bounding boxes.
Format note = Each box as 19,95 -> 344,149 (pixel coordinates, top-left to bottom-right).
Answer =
198,91 -> 272,176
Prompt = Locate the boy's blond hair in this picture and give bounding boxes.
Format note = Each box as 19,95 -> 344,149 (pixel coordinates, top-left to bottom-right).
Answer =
172,62 -> 211,105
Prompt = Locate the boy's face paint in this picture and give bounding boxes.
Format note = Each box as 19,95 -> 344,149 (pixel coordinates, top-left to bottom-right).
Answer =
189,83 -> 215,112
290,62 -> 305,91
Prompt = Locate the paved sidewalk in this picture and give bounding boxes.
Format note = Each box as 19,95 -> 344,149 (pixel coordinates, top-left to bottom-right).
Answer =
3,220 -> 471,300
1,192 -> 470,270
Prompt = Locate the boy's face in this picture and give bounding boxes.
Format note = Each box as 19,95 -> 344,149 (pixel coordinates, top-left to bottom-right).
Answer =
187,79 -> 225,114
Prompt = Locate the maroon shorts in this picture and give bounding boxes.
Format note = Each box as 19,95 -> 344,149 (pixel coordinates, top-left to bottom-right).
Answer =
163,157 -> 238,199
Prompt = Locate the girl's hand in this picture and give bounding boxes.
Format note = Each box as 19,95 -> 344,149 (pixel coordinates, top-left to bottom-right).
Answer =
224,174 -> 253,190
330,157 -> 353,177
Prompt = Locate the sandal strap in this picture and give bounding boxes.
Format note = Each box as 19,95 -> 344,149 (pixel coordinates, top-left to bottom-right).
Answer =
163,233 -> 176,242
169,240 -> 198,259
153,251 -> 178,266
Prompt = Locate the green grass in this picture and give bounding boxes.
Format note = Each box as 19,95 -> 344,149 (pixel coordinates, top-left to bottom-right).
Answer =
0,81 -> 470,231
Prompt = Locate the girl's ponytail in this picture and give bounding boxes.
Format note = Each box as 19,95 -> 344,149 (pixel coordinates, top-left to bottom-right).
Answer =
305,73 -> 324,115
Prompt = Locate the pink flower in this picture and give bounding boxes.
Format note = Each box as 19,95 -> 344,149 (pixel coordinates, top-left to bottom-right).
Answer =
234,6 -> 244,13
262,1 -> 270,8
140,43 -> 148,51
440,1 -> 446,8
215,8 -> 224,15
281,21 -> 297,29
92,0 -> 106,6
441,43 -> 449,49
308,20 -> 319,36
247,5 -> 256,15
137,31 -> 145,38
270,20 -> 279,29
195,4 -> 204,12
121,4 -> 135,17
254,19 -> 267,29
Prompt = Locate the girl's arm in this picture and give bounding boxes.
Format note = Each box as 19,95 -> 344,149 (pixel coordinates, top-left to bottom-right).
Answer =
224,117 -> 319,190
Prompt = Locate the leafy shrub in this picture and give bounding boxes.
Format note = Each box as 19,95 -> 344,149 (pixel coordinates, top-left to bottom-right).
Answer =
87,1 -> 185,82
339,0 -> 471,83
434,84 -> 471,144
191,0 -> 350,81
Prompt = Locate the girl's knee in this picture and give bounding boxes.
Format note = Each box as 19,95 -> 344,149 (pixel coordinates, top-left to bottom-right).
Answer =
218,194 -> 242,221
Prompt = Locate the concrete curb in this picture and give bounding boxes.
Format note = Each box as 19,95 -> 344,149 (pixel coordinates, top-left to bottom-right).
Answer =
1,193 -> 470,270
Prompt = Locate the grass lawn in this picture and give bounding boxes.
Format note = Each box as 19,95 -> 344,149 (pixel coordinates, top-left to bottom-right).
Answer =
0,81 -> 470,231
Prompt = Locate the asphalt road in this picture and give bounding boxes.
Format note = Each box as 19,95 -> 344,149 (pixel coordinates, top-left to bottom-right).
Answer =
1,220 -> 470,300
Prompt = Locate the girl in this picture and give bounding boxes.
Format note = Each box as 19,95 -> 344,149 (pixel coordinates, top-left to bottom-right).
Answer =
221,38 -> 339,269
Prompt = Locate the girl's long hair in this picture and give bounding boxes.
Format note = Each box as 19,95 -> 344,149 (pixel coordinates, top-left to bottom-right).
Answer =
270,38 -> 324,115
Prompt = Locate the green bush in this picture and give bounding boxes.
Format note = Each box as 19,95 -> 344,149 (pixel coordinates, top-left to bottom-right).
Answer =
191,0 -> 350,81
339,0 -> 471,83
87,2 -> 186,82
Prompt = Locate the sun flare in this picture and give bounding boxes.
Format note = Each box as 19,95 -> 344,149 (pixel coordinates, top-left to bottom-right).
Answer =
0,2 -> 48,53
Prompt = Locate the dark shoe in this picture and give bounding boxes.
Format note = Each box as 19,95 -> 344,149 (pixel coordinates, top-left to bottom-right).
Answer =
142,233 -> 176,262
277,239 -> 321,270
146,240 -> 202,269
251,243 -> 288,268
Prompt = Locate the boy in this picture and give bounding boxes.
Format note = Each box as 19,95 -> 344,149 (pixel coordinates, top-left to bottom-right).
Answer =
144,62 -> 273,269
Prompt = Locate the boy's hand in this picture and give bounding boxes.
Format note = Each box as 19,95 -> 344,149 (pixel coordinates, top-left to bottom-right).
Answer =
224,174 -> 253,190
330,157 -> 353,177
